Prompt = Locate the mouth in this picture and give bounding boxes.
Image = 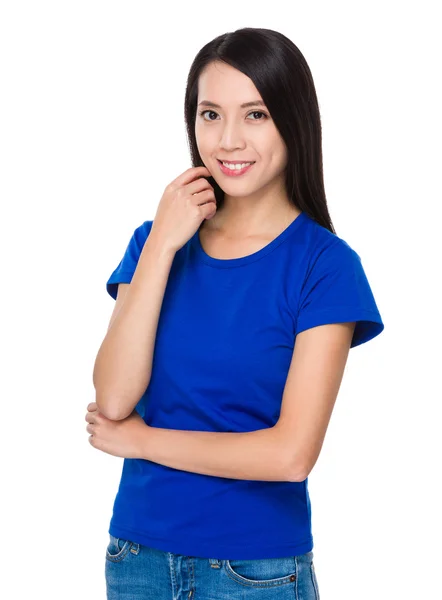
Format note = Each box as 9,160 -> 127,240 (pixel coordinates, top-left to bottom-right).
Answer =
217,159 -> 256,177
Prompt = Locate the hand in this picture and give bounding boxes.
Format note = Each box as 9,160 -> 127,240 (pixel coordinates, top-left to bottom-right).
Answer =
85,402 -> 148,459
149,166 -> 217,253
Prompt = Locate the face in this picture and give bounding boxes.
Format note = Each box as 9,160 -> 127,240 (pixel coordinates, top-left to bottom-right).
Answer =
195,61 -> 288,200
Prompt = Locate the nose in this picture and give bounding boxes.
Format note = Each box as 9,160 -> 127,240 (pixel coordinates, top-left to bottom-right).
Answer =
218,121 -> 247,152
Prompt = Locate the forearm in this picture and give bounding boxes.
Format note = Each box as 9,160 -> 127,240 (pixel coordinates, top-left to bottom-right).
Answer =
141,423 -> 295,482
93,237 -> 175,420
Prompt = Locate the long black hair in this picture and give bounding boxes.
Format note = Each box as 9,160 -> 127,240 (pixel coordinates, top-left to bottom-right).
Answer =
184,27 -> 336,234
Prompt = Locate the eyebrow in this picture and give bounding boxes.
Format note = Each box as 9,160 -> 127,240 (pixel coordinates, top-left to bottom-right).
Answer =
197,100 -> 266,109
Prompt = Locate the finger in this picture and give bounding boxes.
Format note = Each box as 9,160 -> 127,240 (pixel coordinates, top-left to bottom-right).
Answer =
87,402 -> 97,411
170,166 -> 211,189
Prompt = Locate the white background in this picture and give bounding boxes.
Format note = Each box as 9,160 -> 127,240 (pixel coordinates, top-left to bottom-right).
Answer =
1,1 -> 440,598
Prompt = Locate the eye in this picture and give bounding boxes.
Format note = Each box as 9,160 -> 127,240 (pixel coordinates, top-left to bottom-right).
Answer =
247,111 -> 268,121
199,110 -> 219,121
198,110 -> 268,121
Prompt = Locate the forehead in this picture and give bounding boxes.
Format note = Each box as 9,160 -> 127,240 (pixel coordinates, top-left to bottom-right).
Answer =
197,61 -> 263,106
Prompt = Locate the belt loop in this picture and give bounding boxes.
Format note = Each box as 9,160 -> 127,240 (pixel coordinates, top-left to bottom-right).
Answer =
208,558 -> 221,568
130,543 -> 140,555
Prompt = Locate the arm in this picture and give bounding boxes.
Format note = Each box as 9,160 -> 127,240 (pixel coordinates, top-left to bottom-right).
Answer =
93,236 -> 175,421
139,322 -> 356,482
140,422 -> 294,482
278,322 -> 356,480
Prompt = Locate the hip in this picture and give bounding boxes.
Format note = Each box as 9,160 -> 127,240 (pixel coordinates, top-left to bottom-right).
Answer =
105,533 -> 320,599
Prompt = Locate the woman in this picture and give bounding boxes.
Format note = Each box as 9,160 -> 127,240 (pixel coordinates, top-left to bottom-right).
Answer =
86,27 -> 384,599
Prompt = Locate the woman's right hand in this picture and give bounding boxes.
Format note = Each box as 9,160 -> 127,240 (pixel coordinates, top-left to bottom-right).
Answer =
149,166 -> 217,253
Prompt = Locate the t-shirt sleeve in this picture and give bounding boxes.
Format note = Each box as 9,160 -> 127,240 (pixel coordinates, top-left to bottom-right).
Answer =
295,239 -> 385,348
106,220 -> 153,300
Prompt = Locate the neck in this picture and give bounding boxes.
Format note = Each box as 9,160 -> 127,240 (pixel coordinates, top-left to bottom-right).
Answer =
203,200 -> 301,238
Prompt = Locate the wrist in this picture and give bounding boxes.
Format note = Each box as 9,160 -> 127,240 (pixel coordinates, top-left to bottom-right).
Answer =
144,233 -> 177,260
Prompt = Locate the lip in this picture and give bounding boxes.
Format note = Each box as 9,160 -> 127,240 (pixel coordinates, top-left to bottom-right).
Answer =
217,159 -> 256,177
217,159 -> 256,164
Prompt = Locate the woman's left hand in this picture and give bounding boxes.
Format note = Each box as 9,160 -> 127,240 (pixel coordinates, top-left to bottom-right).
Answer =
85,402 -> 148,459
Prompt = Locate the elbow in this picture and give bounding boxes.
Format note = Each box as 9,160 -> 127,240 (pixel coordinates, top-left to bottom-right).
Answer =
273,424 -> 308,482
285,452 -> 310,483
287,465 -> 308,483
270,425 -> 302,482
95,392 -> 130,421
92,371 -> 150,421
287,463 -> 308,483
287,455 -> 315,482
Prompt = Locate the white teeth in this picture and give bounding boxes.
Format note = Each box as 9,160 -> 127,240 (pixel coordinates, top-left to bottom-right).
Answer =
222,161 -> 253,170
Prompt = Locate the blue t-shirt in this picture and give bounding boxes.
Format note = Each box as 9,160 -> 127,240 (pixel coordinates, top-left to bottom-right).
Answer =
105,211 -> 384,560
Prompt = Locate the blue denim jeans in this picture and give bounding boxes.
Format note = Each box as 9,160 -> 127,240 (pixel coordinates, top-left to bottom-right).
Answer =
105,533 -> 320,599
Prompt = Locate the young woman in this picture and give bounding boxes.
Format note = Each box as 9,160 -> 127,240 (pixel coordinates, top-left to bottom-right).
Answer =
86,27 -> 384,599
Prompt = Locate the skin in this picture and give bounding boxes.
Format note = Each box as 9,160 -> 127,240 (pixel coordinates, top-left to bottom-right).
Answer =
195,60 -> 301,241
86,61 -> 304,459
86,64 -> 357,481
86,402 -> 147,459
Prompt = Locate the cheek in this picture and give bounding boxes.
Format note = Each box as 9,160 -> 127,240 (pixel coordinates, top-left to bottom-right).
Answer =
195,129 -> 211,157
263,129 -> 286,158
267,143 -> 287,169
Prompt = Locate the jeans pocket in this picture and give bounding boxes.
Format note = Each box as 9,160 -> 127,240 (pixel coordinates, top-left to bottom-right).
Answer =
105,533 -> 132,562
224,556 -> 297,588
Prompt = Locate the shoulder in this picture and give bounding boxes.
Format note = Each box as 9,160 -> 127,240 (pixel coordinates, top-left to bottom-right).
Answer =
299,213 -> 360,271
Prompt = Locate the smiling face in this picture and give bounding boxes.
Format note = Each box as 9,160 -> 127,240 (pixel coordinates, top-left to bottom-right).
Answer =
195,61 -> 289,203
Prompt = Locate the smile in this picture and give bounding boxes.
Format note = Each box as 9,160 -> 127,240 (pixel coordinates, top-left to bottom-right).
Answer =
217,160 -> 256,177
